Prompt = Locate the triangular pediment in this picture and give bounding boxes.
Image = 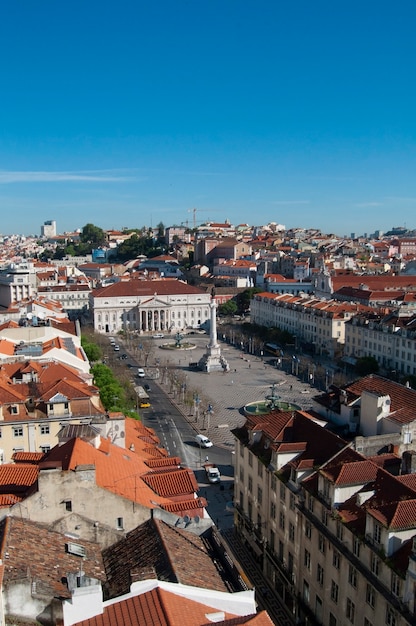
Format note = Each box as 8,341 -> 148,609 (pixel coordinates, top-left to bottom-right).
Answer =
48,392 -> 69,403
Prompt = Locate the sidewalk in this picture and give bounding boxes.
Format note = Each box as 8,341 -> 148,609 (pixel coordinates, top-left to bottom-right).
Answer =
155,338 -> 323,449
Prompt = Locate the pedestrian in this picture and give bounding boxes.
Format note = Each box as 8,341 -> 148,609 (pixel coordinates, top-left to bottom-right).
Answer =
248,362 -> 251,369
290,384 -> 292,391
205,455 -> 209,462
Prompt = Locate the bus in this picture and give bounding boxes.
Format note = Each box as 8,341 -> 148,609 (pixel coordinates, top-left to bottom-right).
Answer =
136,385 -> 150,408
264,343 -> 283,357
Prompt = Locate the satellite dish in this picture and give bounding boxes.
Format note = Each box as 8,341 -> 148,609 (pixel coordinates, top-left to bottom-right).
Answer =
183,515 -> 190,524
120,431 -> 125,437
194,515 -> 200,524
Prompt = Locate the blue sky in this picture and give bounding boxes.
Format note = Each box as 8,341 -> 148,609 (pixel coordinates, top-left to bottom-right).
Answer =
1,0 -> 415,237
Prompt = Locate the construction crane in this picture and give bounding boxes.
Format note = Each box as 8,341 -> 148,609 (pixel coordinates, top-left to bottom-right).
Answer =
187,208 -> 212,229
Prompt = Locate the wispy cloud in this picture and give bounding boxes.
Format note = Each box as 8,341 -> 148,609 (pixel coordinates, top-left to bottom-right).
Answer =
0,170 -> 133,184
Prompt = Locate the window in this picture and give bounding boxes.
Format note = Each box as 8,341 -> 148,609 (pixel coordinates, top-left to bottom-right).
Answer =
257,486 -> 263,504
305,520 -> 312,539
353,536 -> 360,558
239,467 -> 244,482
317,563 -> 324,586
318,533 -> 325,553
279,511 -> 285,530
330,580 -> 339,603
332,550 -> 340,569
348,565 -> 358,588
391,573 -> 401,597
117,517 -> 124,530
271,474 -> 276,491
278,540 -> 284,561
386,607 -> 396,626
269,529 -> 275,552
289,522 -> 295,542
304,549 -> 311,570
239,491 -> 244,509
373,522 -> 381,544
329,613 -> 337,626
41,445 -> 50,453
248,476 -> 253,492
315,596 -> 323,623
364,619 -> 373,626
280,482 -> 285,501
65,500 -> 72,512
371,554 -> 380,576
308,494 -> 314,512
322,507 -> 328,525
346,598 -> 355,624
40,424 -> 50,435
303,580 -> 310,604
336,520 -> 344,540
289,493 -> 295,510
257,460 -> 263,477
248,454 -> 253,467
13,426 -> 23,437
10,405 -> 18,414
270,501 -> 276,519
366,584 -> 376,609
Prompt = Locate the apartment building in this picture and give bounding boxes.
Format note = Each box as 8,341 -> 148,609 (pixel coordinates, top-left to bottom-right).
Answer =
0,262 -> 37,308
0,359 -> 104,462
344,312 -> 416,377
251,292 -> 365,357
233,410 -> 416,626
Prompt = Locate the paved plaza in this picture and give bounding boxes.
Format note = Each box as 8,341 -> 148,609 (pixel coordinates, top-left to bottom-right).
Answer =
154,336 -> 322,450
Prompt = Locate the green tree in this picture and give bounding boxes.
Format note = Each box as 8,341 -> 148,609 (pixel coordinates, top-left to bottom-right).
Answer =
218,300 -> 238,316
355,356 -> 379,376
80,223 -> 106,248
81,338 -> 102,362
236,288 -> 262,314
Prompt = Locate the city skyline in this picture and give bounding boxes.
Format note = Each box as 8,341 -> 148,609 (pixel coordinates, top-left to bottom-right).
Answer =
1,0 -> 415,236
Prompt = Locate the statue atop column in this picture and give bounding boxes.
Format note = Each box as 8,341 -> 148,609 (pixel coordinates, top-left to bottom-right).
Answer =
198,297 -> 229,373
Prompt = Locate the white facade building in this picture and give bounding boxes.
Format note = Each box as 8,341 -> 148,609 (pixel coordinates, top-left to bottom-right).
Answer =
91,278 -> 211,334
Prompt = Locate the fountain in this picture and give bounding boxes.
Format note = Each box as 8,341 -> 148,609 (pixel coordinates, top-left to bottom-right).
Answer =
244,383 -> 301,416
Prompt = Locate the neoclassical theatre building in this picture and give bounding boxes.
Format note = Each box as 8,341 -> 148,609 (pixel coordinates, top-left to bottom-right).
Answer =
91,278 -> 211,334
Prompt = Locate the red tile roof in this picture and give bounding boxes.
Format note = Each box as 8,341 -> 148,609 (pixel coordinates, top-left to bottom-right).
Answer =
42,420 -> 204,517
93,279 -> 207,299
0,517 -> 105,599
73,586 -> 272,626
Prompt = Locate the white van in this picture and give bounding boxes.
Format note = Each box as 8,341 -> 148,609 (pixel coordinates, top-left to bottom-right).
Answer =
195,434 -> 213,448
137,368 -> 145,378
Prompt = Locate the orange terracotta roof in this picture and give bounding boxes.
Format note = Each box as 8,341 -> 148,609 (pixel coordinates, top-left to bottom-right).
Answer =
43,429 -> 200,515
74,585 -> 272,626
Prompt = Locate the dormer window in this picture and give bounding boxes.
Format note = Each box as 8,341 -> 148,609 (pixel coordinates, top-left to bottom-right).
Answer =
373,522 -> 381,545
10,405 -> 18,415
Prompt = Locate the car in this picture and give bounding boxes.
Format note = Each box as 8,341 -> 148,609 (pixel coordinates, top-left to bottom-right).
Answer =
152,333 -> 165,339
121,353 -> 128,360
137,368 -> 145,378
139,401 -> 151,408
144,383 -> 151,391
113,345 -> 120,351
195,434 -> 213,448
